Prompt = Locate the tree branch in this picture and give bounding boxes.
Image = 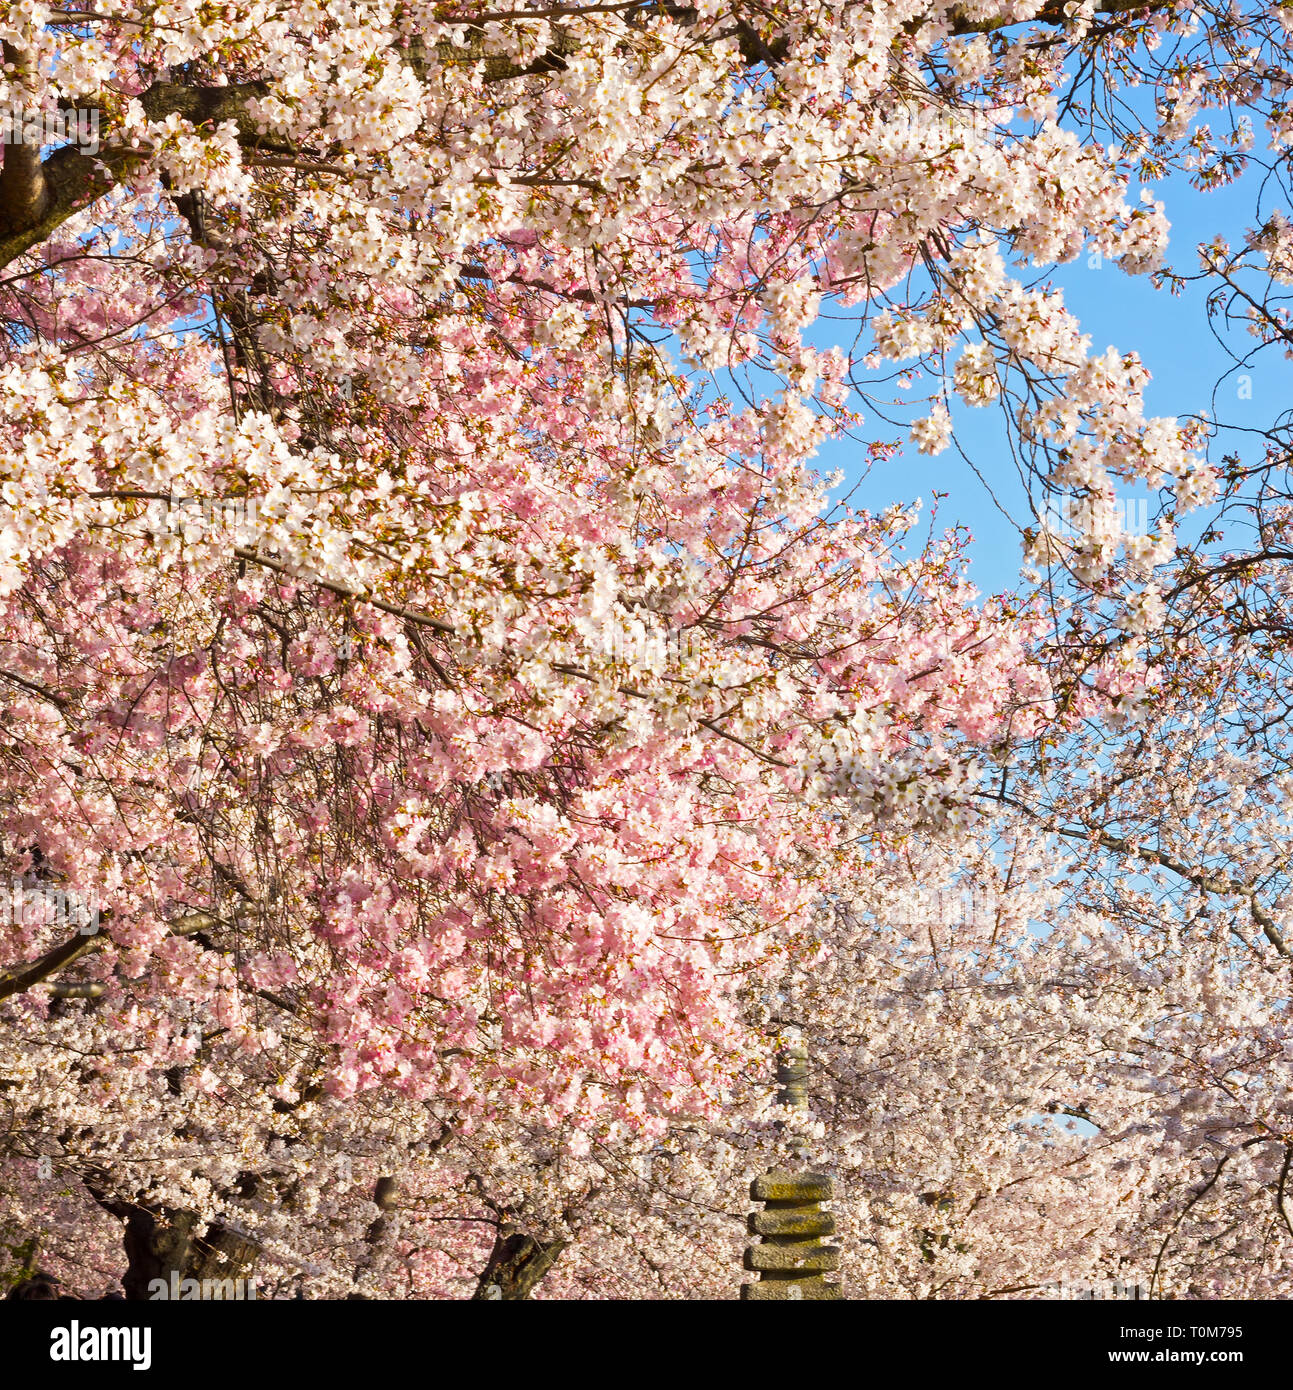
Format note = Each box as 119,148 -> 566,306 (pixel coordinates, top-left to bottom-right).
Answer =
0,910 -> 215,1003
0,80 -> 268,271
0,1 -> 1176,269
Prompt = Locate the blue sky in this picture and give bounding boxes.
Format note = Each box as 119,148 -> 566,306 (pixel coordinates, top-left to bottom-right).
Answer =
815,158 -> 1281,599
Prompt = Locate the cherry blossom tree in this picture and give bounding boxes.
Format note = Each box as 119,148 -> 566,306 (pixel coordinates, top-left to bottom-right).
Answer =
0,0 -> 1291,1299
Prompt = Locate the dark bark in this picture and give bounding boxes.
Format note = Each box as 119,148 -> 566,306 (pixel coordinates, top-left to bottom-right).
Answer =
0,912 -> 213,1003
0,2 -> 1178,273
471,1230 -> 567,1301
83,1176 -> 260,1301
0,78 -> 268,271
116,1206 -> 260,1300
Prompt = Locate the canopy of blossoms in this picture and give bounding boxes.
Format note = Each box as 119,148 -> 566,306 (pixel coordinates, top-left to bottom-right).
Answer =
1,0 -> 1291,1300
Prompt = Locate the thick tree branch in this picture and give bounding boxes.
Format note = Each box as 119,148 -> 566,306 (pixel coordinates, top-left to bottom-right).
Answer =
0,910 -> 215,1003
0,1 -> 1174,270
0,80 -> 268,271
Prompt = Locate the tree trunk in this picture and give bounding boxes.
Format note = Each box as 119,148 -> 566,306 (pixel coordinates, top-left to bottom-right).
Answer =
471,1231 -> 567,1300
83,1176 -> 260,1301
117,1205 -> 259,1300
